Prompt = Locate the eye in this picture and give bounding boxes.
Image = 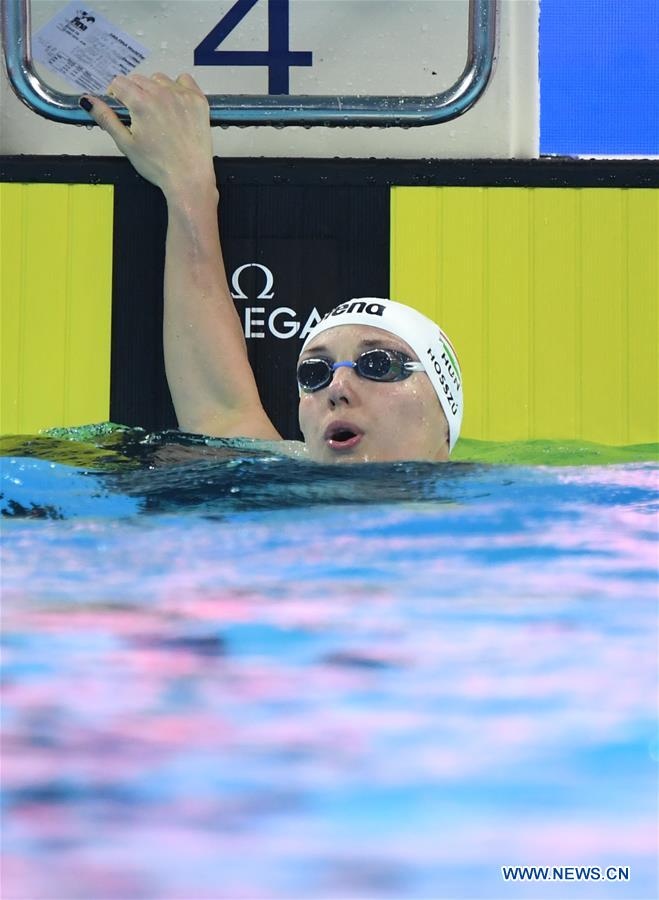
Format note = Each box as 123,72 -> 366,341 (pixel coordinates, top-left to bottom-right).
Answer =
360,349 -> 394,377
359,348 -> 414,381
297,357 -> 333,392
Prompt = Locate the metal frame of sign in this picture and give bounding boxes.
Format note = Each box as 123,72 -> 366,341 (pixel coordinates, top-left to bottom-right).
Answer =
2,0 -> 498,127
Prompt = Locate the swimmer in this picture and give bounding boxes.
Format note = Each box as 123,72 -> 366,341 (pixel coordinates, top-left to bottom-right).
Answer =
80,73 -> 463,462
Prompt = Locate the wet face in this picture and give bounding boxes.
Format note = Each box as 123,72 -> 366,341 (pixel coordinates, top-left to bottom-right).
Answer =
298,325 -> 450,463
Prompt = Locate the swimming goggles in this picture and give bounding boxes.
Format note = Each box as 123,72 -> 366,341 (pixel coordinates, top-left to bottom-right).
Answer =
297,348 -> 426,393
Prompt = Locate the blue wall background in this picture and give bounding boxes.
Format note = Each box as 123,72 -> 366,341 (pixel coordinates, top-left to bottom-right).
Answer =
540,0 -> 659,156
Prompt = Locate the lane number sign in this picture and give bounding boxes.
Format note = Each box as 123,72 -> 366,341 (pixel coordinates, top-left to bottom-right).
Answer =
194,0 -> 312,94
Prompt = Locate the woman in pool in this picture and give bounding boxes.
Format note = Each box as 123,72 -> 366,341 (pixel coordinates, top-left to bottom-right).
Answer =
81,73 -> 463,462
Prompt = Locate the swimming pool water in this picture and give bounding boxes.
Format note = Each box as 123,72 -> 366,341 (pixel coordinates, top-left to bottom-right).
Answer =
1,428 -> 657,899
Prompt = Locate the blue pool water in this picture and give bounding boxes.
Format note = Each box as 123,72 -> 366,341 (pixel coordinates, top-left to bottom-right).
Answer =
1,429 -> 657,899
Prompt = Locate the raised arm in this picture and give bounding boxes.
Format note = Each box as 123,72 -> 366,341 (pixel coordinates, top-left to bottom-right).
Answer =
83,73 -> 281,440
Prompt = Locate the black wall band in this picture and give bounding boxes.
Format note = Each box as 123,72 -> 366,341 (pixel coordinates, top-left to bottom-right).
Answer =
2,156 -> 658,188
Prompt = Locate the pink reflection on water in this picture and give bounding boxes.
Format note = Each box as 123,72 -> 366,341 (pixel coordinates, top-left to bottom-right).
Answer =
3,812 -> 656,900
556,465 -> 658,490
2,472 -> 657,899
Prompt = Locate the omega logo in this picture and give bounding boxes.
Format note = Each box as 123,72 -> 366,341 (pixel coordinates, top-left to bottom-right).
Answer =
230,262 -> 321,341
231,263 -> 275,300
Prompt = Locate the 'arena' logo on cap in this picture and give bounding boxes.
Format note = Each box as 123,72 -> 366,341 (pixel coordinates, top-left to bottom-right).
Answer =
322,301 -> 386,321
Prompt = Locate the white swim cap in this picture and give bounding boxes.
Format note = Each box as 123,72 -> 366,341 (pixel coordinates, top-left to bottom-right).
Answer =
300,298 -> 463,452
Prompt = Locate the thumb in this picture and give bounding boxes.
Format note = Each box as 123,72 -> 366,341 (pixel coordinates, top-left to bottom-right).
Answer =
80,95 -> 133,152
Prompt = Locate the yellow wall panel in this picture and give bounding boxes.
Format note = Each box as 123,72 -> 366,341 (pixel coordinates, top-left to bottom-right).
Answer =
391,185 -> 659,445
21,185 -> 69,429
532,189 -> 580,439
437,189 -> 487,441
1,185 -> 23,432
626,190 -> 659,444
0,183 -> 113,434
390,187 -> 439,319
65,187 -> 114,427
486,188 -> 530,440
579,189 -> 626,444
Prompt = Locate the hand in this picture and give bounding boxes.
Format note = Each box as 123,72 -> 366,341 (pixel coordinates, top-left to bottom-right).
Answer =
82,73 -> 216,197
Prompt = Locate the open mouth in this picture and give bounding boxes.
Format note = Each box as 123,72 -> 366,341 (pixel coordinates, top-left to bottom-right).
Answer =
325,423 -> 364,451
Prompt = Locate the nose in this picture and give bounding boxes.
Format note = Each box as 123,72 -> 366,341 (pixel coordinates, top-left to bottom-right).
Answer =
326,363 -> 359,407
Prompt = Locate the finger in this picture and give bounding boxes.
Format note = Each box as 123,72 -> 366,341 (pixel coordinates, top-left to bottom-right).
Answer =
106,74 -> 145,107
127,73 -> 157,93
80,95 -> 132,151
152,72 -> 176,87
176,72 -> 206,97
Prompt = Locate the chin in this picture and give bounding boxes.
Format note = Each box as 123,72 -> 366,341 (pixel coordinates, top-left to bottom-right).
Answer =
304,439 -> 447,465
308,447 -> 365,464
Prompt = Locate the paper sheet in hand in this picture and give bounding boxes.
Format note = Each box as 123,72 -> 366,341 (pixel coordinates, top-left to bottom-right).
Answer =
33,2 -> 150,94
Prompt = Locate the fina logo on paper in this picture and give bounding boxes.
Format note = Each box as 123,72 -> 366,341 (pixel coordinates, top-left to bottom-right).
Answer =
231,263 -> 322,341
61,9 -> 96,36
